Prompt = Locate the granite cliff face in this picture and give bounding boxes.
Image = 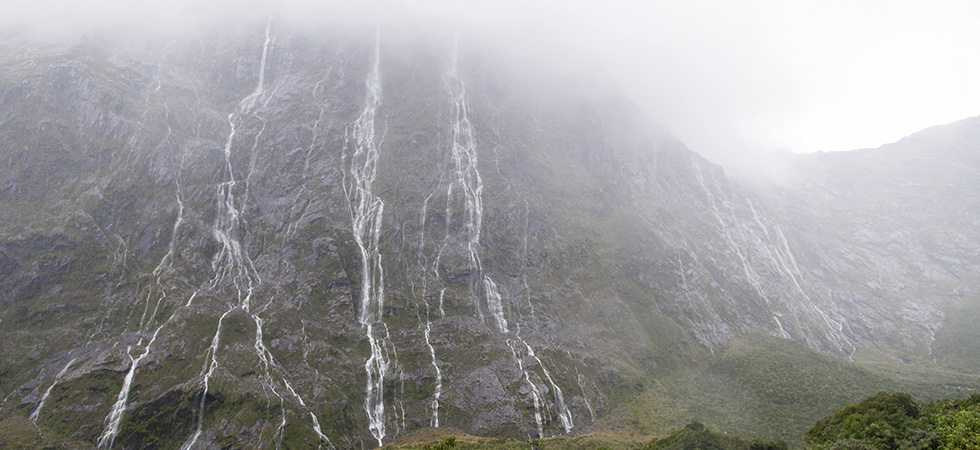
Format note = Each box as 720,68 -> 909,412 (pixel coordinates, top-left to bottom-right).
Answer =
0,20 -> 977,448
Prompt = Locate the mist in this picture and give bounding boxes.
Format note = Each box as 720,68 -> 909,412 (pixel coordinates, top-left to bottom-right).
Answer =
3,1 -> 980,448
5,0 -> 979,179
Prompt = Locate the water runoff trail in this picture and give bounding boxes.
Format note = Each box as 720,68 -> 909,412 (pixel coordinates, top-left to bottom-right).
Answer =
29,57 -> 162,446
691,156 -> 792,340
690,155 -> 853,356
182,19 -> 333,449
415,193 -> 443,429
30,357 -> 77,425
93,49 -> 200,450
413,191 -> 444,429
342,28 -> 399,447
433,44 -> 574,438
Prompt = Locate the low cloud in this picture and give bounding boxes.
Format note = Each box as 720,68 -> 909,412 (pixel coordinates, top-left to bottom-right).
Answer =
3,0 -> 979,176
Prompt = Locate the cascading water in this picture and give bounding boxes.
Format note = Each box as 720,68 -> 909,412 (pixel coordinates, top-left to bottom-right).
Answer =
507,339 -> 544,439
521,201 -> 536,320
414,193 -> 447,428
520,337 -> 573,433
441,44 -> 574,437
691,156 -> 791,339
423,319 -> 443,427
575,373 -> 597,423
483,277 -> 509,333
29,357 -> 77,424
443,48 -> 510,329
186,20 -> 275,448
184,19 -> 334,449
95,64 -> 194,450
342,27 -> 393,447
98,306 -> 181,449
746,201 -> 855,356
690,155 -> 854,355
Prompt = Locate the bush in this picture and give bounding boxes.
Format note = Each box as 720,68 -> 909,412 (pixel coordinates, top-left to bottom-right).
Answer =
645,421 -> 787,450
806,391 -> 980,450
422,436 -> 457,450
806,392 -> 927,449
748,439 -> 788,450
934,404 -> 980,450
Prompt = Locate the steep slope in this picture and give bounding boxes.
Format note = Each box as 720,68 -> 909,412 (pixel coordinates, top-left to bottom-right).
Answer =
0,21 -> 977,448
760,116 -> 980,362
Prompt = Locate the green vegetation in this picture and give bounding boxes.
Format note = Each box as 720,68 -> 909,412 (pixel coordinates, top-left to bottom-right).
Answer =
599,334 -> 980,447
388,335 -> 980,449
114,389 -> 198,449
807,392 -> 980,450
391,392 -> 980,450
7,330 -> 979,449
932,297 -> 980,373
643,421 -> 787,450
385,421 -> 787,450
422,436 -> 459,450
383,427 -> 534,449
934,403 -> 980,450
807,392 -> 931,449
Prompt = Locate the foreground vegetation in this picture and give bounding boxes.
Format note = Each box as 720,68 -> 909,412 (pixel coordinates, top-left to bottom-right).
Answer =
391,392 -> 980,449
388,334 -> 980,450
807,392 -> 980,449
594,334 -> 980,447
6,333 -> 978,448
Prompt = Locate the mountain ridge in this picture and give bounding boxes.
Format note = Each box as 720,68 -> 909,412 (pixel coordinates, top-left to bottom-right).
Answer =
0,23 -> 978,448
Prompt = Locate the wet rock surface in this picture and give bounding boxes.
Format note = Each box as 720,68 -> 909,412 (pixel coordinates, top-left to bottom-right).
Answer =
0,21 -> 977,448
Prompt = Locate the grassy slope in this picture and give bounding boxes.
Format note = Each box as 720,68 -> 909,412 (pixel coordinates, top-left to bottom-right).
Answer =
599,334 -> 980,448
385,426 -> 648,450
932,290 -> 980,373
389,334 -> 980,450
7,330 -> 979,449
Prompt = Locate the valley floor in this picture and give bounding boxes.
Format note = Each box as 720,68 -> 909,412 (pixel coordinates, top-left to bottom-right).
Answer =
387,334 -> 980,450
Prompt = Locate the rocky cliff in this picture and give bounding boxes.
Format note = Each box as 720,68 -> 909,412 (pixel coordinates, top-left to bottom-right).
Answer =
0,19 -> 977,448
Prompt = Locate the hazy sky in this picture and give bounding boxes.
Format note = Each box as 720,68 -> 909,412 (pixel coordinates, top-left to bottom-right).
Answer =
4,0 -> 979,166
577,0 -> 980,158
413,0 -> 980,165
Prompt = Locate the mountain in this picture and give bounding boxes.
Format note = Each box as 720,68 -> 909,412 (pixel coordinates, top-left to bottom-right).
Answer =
0,20 -> 978,449
763,116 -> 980,361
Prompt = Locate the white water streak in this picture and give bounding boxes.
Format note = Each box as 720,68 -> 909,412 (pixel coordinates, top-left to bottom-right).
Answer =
283,379 -> 333,448
415,193 -> 447,427
521,201 -> 536,319
446,46 -> 509,327
95,57 -> 191,449
447,46 -> 575,436
437,288 -> 446,318
576,374 -> 596,423
30,357 -> 77,424
747,201 -> 853,355
98,307 -> 178,449
520,338 -> 573,433
423,319 -> 443,427
507,339 -> 544,439
343,28 -> 390,447
189,18 -> 332,447
691,157 -> 790,339
153,102 -> 184,277
483,277 -> 508,333
184,307 -> 233,450
690,156 -> 854,354
209,20 -> 270,295
286,75 -> 328,240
